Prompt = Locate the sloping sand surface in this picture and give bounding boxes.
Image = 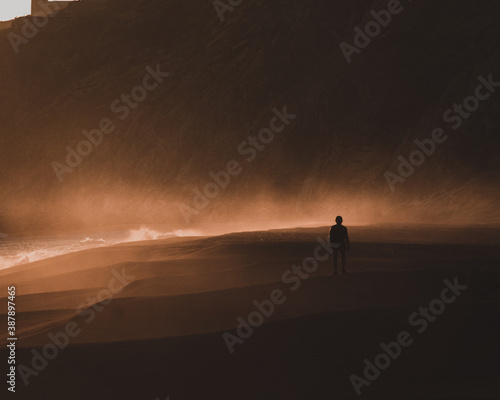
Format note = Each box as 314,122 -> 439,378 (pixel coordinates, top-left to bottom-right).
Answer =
0,226 -> 499,399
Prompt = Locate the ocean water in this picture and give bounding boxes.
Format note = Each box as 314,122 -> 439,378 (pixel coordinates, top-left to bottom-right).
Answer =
0,227 -> 197,270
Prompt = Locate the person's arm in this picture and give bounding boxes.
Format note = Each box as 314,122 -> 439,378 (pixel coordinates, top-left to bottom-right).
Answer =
345,227 -> 350,250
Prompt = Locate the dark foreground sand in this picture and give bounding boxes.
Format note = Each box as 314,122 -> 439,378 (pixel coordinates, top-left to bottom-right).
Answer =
1,225 -> 499,399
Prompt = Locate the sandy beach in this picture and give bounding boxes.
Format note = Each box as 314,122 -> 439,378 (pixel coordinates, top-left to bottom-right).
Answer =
1,225 -> 499,399
1,0 -> 499,398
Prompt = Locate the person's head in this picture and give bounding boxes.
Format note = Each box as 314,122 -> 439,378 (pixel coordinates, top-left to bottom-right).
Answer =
335,216 -> 343,225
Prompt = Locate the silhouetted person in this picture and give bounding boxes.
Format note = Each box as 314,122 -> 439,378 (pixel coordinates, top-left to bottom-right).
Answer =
329,216 -> 349,274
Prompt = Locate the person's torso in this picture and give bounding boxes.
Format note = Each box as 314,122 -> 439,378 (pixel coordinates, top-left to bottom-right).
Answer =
330,225 -> 347,242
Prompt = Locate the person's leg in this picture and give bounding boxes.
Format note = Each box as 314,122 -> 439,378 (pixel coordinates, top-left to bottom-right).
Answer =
333,249 -> 338,275
341,246 -> 347,273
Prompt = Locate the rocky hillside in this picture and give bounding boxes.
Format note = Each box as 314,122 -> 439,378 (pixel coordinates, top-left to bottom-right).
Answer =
0,0 -> 499,234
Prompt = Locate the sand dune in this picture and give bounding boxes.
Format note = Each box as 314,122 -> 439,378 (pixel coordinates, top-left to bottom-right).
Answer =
0,226 -> 496,345
0,226 -> 499,399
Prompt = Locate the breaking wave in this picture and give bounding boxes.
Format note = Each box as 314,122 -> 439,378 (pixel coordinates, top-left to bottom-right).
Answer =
0,226 -> 197,270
